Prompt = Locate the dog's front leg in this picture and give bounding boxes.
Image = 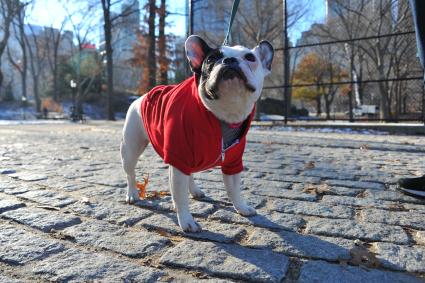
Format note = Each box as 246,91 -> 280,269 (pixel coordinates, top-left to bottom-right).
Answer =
223,173 -> 256,216
169,166 -> 202,232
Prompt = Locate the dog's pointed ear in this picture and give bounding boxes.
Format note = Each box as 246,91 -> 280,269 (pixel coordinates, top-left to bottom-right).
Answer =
185,35 -> 212,74
255,41 -> 274,74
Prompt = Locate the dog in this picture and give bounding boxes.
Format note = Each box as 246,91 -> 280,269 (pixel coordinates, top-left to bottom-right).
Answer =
121,35 -> 274,232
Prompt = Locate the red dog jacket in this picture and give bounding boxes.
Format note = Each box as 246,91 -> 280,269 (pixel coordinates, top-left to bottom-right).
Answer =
140,75 -> 254,175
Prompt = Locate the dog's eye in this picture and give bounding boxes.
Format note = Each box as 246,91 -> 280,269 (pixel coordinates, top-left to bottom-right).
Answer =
244,53 -> 256,62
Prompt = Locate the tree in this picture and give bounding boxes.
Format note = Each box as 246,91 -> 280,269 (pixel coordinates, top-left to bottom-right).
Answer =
157,0 -> 168,85
100,0 -> 115,120
0,0 -> 21,89
316,0 -> 418,120
24,23 -> 46,112
7,1 -> 28,105
293,52 -> 347,118
147,0 -> 157,89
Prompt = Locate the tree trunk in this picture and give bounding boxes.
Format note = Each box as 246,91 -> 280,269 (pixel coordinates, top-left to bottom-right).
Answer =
316,96 -> 321,117
101,0 -> 115,120
158,0 -> 167,85
147,0 -> 157,89
325,96 -> 331,120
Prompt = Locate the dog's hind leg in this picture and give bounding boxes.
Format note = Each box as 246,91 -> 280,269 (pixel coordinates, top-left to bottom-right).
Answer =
189,175 -> 205,199
121,97 -> 149,204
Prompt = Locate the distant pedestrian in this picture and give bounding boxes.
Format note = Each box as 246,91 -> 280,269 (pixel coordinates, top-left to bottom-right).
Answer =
397,0 -> 425,198
43,107 -> 48,119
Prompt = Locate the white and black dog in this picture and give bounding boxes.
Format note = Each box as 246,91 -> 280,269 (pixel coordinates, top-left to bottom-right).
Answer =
121,35 -> 274,232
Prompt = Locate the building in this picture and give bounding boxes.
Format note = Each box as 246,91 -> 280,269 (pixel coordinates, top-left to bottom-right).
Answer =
99,0 -> 141,94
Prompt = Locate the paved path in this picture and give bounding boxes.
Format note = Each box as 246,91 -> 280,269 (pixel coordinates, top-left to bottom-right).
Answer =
0,121 -> 424,282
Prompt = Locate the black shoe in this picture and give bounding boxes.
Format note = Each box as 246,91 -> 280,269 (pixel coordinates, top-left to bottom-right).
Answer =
398,175 -> 425,198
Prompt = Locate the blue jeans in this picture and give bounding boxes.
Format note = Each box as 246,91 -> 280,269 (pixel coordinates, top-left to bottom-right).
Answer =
409,0 -> 425,80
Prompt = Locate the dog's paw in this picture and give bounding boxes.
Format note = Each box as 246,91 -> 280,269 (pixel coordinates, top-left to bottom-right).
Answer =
189,183 -> 205,199
126,188 -> 140,204
190,188 -> 205,199
178,214 -> 202,233
235,204 -> 257,216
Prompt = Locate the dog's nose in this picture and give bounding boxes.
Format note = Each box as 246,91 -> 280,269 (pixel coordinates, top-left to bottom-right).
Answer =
223,57 -> 238,65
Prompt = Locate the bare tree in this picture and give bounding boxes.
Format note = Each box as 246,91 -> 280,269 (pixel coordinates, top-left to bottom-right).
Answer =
24,23 -> 47,112
157,0 -> 168,85
44,20 -> 67,102
147,0 -> 157,89
6,1 -> 28,104
0,0 -> 21,89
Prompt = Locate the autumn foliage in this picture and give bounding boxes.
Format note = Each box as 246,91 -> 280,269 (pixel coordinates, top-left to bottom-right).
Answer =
293,52 -> 347,118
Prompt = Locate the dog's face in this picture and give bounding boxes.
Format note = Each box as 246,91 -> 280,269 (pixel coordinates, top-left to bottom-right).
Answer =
185,35 -> 274,123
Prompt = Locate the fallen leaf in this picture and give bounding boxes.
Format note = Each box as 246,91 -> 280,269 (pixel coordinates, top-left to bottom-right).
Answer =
360,144 -> 369,151
304,161 -> 315,169
349,245 -> 380,268
302,183 -> 329,195
136,174 -> 149,199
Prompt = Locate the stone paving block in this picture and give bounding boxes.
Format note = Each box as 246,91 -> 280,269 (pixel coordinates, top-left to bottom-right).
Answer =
0,169 -> 16,175
67,199 -> 152,226
3,185 -> 31,195
324,179 -> 385,190
271,199 -> 354,219
373,242 -> 425,273
159,239 -> 289,283
32,248 -> 164,282
365,189 -> 425,204
416,231 -> 425,245
245,228 -> 353,261
0,274 -> 22,283
9,172 -> 48,182
305,219 -> 410,244
1,207 -> 81,232
0,222 -> 64,265
0,196 -> 25,213
298,260 -> 423,283
62,219 -> 170,258
79,168 -> 127,187
139,213 -> 246,243
210,209 -> 305,231
321,195 -> 400,210
263,174 -> 321,184
16,190 -> 77,208
251,186 -> 317,201
360,208 -> 425,230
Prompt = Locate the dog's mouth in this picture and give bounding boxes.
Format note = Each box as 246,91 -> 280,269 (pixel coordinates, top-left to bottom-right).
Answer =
219,66 -> 256,92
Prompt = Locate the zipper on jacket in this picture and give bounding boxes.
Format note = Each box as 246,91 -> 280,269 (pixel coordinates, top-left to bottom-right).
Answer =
221,138 -> 240,161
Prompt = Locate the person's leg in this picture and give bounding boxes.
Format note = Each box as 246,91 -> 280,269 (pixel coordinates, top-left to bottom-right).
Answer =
398,1 -> 425,198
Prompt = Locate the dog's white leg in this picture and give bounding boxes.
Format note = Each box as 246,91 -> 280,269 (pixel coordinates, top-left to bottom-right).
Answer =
223,173 -> 256,216
170,166 -> 202,232
121,97 -> 149,204
189,175 -> 205,199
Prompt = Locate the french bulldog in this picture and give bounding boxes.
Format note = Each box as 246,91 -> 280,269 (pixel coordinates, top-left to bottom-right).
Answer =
121,35 -> 274,232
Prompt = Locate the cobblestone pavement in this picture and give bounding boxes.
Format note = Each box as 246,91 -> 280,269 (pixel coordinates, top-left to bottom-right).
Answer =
1,121 -> 425,282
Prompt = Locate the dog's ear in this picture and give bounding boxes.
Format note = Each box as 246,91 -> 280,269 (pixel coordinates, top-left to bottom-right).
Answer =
185,35 -> 212,74
254,41 -> 274,75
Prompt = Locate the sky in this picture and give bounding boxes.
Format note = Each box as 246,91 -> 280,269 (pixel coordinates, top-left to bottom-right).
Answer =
27,0 -> 325,45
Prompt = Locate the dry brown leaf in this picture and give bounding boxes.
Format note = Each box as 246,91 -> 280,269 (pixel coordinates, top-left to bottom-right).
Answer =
303,183 -> 329,195
349,245 -> 380,268
304,161 -> 315,169
136,174 -> 149,199
360,144 -> 369,151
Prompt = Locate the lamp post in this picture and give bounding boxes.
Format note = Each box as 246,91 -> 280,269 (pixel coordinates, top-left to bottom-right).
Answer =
21,96 -> 27,120
70,79 -> 77,120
